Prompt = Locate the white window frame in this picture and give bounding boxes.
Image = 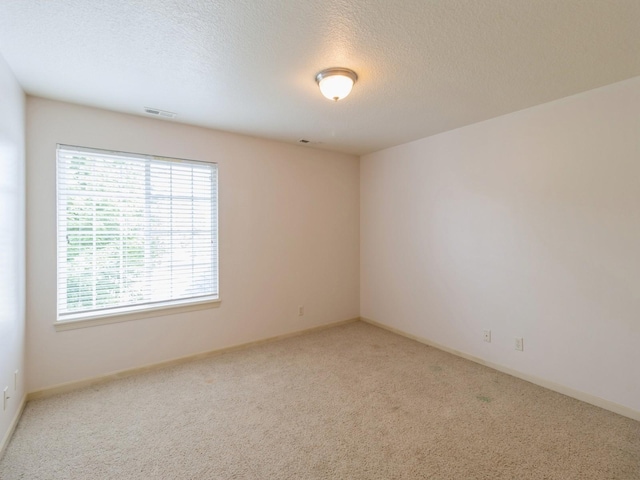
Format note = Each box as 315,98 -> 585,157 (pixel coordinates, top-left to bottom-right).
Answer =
55,144 -> 220,331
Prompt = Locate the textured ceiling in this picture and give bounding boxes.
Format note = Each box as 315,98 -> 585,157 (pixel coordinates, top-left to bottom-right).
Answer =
1,0 -> 639,155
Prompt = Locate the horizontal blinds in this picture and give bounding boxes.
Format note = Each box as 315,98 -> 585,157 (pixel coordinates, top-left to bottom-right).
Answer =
57,144 -> 218,320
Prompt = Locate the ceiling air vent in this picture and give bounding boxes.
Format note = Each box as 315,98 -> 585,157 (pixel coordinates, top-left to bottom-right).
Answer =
144,107 -> 177,119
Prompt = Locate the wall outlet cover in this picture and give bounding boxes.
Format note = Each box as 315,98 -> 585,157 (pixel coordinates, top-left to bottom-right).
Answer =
515,337 -> 524,351
483,330 -> 491,343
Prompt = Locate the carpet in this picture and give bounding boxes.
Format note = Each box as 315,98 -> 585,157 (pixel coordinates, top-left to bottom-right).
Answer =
1,321 -> 638,479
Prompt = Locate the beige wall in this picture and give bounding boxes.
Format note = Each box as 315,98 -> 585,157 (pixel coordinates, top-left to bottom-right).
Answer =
361,76 -> 640,414
0,54 -> 25,445
26,97 -> 360,392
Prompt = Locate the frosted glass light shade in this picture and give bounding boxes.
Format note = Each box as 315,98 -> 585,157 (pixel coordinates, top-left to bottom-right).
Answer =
315,68 -> 358,101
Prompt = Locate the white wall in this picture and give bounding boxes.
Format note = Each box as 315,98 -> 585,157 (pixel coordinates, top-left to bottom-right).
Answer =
361,77 -> 640,414
0,55 -> 25,445
27,97 -> 359,392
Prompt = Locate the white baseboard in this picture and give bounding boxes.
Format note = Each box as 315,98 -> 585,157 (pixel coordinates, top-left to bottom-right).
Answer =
28,317 -> 360,401
0,394 -> 27,461
360,317 -> 640,422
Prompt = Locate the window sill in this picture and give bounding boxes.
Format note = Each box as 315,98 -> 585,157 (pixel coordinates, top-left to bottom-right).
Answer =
54,297 -> 221,332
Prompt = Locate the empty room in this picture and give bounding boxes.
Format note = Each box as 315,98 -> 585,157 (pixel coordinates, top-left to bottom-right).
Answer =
0,1 -> 639,478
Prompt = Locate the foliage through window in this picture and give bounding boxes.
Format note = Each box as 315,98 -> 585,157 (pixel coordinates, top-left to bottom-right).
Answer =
57,145 -> 218,321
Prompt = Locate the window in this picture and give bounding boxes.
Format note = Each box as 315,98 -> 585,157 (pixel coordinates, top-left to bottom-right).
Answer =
56,145 -> 218,325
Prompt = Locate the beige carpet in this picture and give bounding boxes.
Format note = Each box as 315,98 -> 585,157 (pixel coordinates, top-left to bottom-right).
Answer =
1,321 -> 638,479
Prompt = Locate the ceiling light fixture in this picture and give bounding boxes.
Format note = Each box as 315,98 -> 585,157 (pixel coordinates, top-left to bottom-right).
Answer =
315,67 -> 358,102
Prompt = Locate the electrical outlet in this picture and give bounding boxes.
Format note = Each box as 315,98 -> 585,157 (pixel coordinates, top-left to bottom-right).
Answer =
483,330 -> 491,343
3,387 -> 9,411
515,337 -> 524,351
298,306 -> 304,316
